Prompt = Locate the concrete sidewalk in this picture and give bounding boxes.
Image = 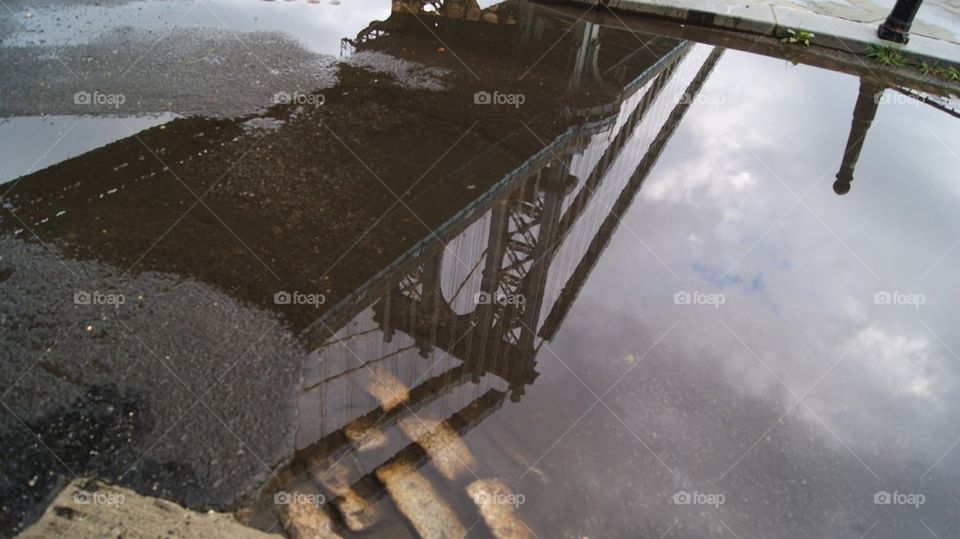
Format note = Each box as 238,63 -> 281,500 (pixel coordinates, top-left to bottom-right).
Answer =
577,0 -> 960,66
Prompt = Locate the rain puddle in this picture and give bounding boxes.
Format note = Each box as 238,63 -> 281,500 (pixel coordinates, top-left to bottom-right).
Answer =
1,0 -> 959,538
0,115 -> 177,184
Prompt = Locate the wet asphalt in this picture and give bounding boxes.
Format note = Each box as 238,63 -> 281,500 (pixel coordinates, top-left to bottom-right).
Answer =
0,236 -> 305,535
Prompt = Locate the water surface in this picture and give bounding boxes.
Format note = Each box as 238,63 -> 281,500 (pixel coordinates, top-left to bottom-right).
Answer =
1,1 -> 959,538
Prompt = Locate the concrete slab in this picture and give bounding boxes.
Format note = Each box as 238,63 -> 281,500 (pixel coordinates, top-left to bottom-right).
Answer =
310,459 -> 384,531
467,479 -> 532,539
577,0 -> 960,65
366,369 -> 411,412
279,497 -> 343,539
398,415 -> 480,481
376,461 -> 468,539
773,4 -> 878,50
19,479 -> 279,539
771,5 -> 960,63
603,0 -> 779,33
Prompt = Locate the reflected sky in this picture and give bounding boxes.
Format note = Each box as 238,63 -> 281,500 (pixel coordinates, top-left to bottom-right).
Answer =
0,115 -> 177,184
472,49 -> 960,538
5,0 -> 393,56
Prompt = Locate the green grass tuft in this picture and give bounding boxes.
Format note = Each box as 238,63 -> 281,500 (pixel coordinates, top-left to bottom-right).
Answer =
866,44 -> 906,67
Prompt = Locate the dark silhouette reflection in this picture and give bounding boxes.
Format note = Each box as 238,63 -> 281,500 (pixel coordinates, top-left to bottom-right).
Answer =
1,0 -> 688,333
830,74 -> 956,197
834,78 -> 885,196
254,44 -> 725,536
1,1 -> 727,535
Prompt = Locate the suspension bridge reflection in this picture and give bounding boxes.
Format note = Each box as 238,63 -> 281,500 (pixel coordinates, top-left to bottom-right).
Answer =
264,31 -> 725,537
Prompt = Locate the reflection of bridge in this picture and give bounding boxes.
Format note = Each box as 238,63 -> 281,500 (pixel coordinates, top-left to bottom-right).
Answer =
268,40 -> 725,537
1,1 -> 698,337
344,0 -> 684,93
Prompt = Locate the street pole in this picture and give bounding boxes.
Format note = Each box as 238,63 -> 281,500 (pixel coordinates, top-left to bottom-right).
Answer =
877,0 -> 924,43
834,78 -> 885,196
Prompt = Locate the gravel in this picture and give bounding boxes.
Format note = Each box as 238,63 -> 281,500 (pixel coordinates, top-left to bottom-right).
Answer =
0,235 -> 306,536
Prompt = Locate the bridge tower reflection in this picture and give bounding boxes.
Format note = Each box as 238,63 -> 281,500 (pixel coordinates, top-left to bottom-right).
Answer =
270,39 -> 725,537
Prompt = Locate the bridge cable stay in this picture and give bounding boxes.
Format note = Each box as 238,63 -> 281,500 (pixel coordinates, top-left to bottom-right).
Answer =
540,47 -> 727,341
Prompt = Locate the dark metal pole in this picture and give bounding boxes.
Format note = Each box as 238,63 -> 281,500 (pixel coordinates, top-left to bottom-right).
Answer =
877,0 -> 924,43
834,78 -> 885,195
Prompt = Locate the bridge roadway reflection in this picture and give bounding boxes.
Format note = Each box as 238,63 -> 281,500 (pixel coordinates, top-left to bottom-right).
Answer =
255,7 -> 726,534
